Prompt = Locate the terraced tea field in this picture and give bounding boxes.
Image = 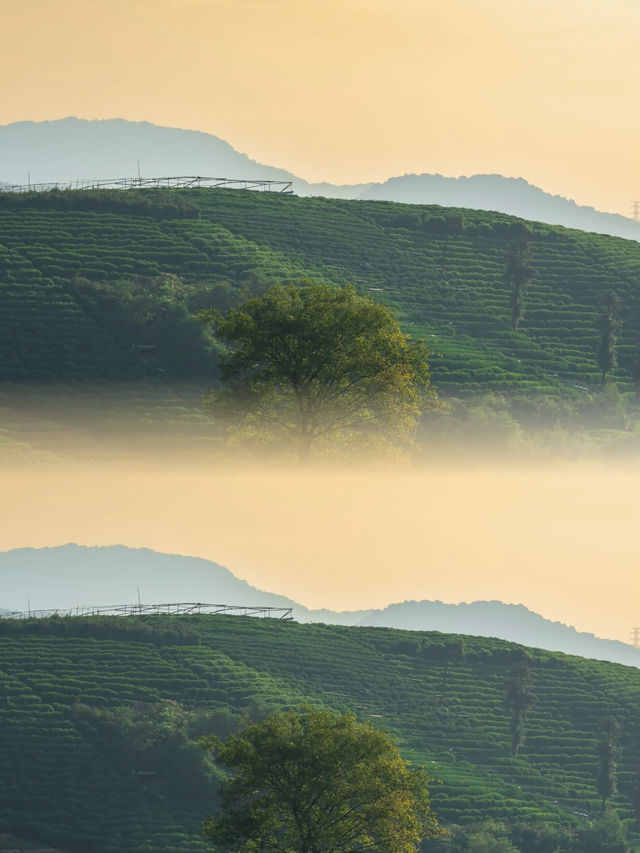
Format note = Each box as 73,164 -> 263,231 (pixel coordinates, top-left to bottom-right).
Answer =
1,615 -> 640,852
2,188 -> 640,396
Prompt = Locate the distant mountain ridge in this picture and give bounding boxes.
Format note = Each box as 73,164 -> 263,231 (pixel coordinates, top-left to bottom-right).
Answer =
0,544 -> 299,613
357,600 -> 640,665
1,117 -> 638,240
2,543 -> 639,668
0,117 -> 296,186
357,173 -> 640,241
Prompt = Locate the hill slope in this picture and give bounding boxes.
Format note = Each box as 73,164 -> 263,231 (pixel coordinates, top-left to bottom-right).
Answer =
2,544 -> 639,668
2,186 -> 640,398
1,614 -> 640,852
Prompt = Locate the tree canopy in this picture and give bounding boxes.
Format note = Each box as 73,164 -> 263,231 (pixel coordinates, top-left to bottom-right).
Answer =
596,289 -> 621,384
506,233 -> 534,332
597,717 -> 620,811
203,708 -> 438,853
505,660 -> 535,758
205,282 -> 433,458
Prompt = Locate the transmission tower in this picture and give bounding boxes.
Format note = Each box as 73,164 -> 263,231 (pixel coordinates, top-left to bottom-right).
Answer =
632,201 -> 640,222
631,627 -> 640,648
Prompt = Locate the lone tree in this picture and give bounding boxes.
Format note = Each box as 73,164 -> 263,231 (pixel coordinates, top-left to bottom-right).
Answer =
205,282 -> 433,459
597,716 -> 621,811
203,708 -> 438,853
505,660 -> 535,758
597,289 -> 622,384
506,233 -> 534,332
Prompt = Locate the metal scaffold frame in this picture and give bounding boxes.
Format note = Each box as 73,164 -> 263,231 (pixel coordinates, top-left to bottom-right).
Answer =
0,176 -> 294,194
1,602 -> 294,620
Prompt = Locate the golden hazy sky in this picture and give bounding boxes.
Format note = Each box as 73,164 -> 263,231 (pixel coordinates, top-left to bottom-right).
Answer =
2,0 -> 640,214
2,461 -> 639,644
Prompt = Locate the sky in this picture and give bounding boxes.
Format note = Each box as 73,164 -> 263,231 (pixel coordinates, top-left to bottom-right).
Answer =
2,461 -> 638,644
2,0 -> 640,215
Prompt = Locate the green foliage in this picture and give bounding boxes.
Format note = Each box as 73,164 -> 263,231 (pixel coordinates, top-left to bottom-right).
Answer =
423,817 -> 599,853
0,187 -> 199,218
204,708 -> 438,853
418,390 -> 640,456
205,282 -> 433,458
422,819 -> 543,853
66,273 -> 221,377
577,808 -> 630,852
465,830 -> 520,853
421,394 -> 523,451
0,613 -> 201,644
510,820 -> 577,853
72,700 -> 219,808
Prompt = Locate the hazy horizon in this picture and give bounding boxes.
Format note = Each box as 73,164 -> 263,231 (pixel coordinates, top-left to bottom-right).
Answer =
3,1 -> 640,217
2,116 -> 636,231
3,456 -> 638,645
0,536 -> 630,638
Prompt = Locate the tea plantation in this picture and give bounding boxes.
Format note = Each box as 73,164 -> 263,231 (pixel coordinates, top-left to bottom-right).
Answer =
1,614 -> 640,852
2,187 -> 640,395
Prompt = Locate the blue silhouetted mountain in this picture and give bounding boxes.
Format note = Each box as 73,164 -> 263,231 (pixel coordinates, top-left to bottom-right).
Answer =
357,173 -> 640,241
0,544 -> 299,613
357,600 -> 640,667
1,117 -> 639,239
0,117 -> 296,186
1,544 -> 639,667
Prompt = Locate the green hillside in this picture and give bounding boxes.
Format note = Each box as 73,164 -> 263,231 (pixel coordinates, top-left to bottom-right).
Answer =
2,187 -> 640,397
1,614 -> 640,852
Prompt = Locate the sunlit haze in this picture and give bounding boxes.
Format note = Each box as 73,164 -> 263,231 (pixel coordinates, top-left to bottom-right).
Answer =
2,0 -> 640,214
